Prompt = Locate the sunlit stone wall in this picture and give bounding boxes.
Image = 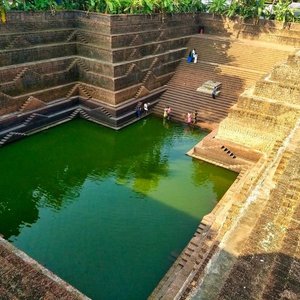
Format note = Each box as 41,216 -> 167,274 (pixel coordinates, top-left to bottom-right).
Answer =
217,50 -> 300,152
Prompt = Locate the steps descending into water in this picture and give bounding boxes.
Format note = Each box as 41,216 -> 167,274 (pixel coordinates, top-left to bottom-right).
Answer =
0,86 -> 165,147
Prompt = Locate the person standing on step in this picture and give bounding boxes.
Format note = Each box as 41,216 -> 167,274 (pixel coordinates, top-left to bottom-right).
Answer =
193,51 -> 198,63
193,110 -> 198,124
187,112 -> 192,125
163,107 -> 168,119
191,48 -> 197,62
212,86 -> 218,99
136,102 -> 142,118
191,48 -> 196,57
144,102 -> 149,114
167,106 -> 172,120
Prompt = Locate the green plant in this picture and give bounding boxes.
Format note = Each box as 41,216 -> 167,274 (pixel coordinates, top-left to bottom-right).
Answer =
273,0 -> 295,23
208,0 -> 228,15
123,0 -> 155,14
176,0 -> 207,13
0,0 -> 9,23
157,0 -> 178,14
235,0 -> 266,20
192,0 -> 207,13
0,0 -> 299,24
33,0 -> 58,11
225,0 -> 241,17
62,0 -> 82,10
253,0 -> 266,20
103,0 -> 121,13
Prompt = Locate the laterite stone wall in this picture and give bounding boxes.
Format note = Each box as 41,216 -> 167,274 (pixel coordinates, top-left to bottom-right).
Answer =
0,11 -> 200,115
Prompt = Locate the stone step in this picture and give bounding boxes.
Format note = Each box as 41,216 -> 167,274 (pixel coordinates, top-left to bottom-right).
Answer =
153,34 -> 293,126
185,37 -> 291,72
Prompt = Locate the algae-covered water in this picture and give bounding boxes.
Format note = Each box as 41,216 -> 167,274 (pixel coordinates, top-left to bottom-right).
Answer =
0,117 -> 237,300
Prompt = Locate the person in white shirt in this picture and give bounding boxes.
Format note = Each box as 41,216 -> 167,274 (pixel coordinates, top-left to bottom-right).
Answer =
144,102 -> 149,114
191,49 -> 198,63
193,52 -> 198,63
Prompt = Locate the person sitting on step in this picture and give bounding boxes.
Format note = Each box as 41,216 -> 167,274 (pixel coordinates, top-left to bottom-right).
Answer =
187,50 -> 193,63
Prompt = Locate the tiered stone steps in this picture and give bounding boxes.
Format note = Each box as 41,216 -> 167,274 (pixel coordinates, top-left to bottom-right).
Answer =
214,128 -> 300,300
0,12 -> 201,130
187,129 -> 260,172
190,35 -> 291,72
181,122 -> 300,300
149,213 -> 219,300
152,34 -> 294,127
216,49 -> 300,153
0,131 -> 27,146
198,13 -> 300,47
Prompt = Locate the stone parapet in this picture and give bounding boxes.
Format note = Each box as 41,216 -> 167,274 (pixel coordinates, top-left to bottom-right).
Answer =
1,11 -> 76,33
0,236 -> 89,299
109,13 -> 200,34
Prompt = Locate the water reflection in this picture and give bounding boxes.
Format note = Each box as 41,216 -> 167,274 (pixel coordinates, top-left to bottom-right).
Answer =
0,117 -> 236,242
0,118 -> 177,238
0,117 -> 238,300
191,158 -> 236,200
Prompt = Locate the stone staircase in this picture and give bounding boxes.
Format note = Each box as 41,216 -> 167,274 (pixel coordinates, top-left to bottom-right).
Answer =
68,108 -> 81,120
22,113 -> 49,126
175,49 -> 300,300
13,67 -> 29,83
23,113 -> 38,126
217,49 -> 300,153
151,44 -> 299,300
0,11 -> 200,125
152,35 -> 294,128
77,58 -> 90,72
161,122 -> 300,300
78,84 -> 92,100
79,110 -> 92,121
19,96 -> 46,112
213,126 -> 300,300
190,35 -> 291,72
96,106 -> 112,118
0,131 -> 27,146
65,84 -> 80,99
198,13 -> 300,47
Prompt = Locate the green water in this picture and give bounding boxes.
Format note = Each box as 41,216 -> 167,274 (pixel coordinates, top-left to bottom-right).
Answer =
0,117 -> 236,300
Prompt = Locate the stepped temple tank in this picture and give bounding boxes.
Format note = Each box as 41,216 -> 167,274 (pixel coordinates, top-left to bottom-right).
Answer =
1,9 -> 300,300
0,117 -> 237,299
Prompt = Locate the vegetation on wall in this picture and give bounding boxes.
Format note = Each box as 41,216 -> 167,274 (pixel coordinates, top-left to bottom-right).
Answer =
0,0 -> 299,23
